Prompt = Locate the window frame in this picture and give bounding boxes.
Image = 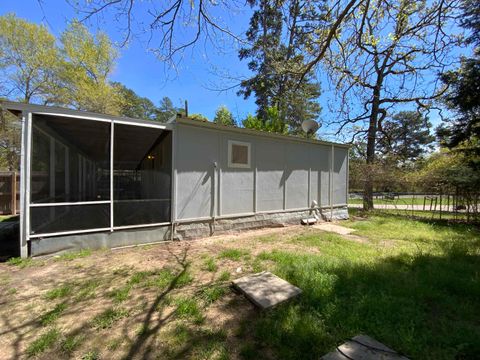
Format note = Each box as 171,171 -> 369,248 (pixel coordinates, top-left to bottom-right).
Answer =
27,114 -> 172,237
228,140 -> 251,169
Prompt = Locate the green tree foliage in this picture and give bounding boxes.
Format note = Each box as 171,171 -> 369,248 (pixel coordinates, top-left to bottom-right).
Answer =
461,0 -> 480,47
437,57 -> 480,155
377,111 -> 435,166
213,105 -> 236,126
0,110 -> 21,171
189,113 -> 209,122
111,82 -> 159,120
157,97 -> 177,122
0,14 -> 60,103
58,20 -> 120,114
315,0 -> 459,210
238,0 -> 321,134
409,150 -> 480,220
242,107 -> 288,134
0,15 -> 178,168
437,0 -> 479,171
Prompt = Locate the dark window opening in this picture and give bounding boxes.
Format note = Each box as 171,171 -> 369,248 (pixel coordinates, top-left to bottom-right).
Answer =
30,114 -> 110,203
114,124 -> 172,226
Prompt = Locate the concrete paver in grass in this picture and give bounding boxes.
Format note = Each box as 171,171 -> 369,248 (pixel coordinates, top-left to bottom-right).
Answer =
232,271 -> 302,309
322,335 -> 410,360
313,223 -> 356,235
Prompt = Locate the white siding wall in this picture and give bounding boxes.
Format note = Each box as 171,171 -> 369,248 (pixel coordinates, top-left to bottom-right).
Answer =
174,123 -> 348,221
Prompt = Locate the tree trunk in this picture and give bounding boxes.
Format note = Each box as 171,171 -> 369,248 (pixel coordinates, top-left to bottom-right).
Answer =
363,86 -> 381,211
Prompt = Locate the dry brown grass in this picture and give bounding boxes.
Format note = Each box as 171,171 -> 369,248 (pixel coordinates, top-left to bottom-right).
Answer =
0,225 -> 310,360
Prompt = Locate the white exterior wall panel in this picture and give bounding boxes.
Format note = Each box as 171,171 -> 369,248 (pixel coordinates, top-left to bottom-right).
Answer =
175,126 -> 217,220
220,134 -> 255,215
285,142 -> 309,209
174,123 -> 348,221
256,139 -> 285,212
333,147 -> 348,205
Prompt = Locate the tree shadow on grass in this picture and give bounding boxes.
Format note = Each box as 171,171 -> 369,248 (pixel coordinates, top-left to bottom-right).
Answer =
121,246 -> 191,359
247,247 -> 480,359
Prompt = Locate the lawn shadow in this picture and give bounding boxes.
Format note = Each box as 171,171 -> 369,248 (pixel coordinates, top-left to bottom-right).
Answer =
249,245 -> 480,359
122,245 -> 191,358
0,216 -> 19,261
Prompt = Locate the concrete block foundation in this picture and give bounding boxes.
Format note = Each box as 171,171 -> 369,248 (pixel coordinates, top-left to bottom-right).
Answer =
30,206 -> 349,257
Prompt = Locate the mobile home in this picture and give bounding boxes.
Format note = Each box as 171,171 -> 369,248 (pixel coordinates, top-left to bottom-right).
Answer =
2,101 -> 349,257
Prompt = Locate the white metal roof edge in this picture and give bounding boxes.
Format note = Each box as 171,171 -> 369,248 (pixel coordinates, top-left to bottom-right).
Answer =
0,100 -> 174,130
175,117 -> 350,148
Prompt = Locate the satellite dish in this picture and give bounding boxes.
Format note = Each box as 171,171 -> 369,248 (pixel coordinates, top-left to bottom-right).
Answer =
301,119 -> 320,134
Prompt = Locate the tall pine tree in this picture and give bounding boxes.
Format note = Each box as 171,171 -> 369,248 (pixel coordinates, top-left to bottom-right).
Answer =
238,0 -> 321,134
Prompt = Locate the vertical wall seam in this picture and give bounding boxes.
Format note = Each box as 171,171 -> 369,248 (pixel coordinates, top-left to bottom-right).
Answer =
330,145 -> 334,221
110,121 -> 114,231
217,133 -> 222,217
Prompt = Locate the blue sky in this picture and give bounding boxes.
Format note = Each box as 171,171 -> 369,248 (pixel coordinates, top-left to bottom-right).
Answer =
1,1 -> 467,143
0,0 -> 258,121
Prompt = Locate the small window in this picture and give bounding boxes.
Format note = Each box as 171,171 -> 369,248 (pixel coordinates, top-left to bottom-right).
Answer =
228,140 -> 251,168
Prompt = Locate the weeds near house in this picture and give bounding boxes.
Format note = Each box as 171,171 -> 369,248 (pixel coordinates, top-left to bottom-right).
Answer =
202,256 -> 218,272
76,279 -> 100,300
174,297 -> 204,324
91,307 -> 129,329
61,334 -> 84,354
81,350 -> 100,360
108,285 -> 131,303
218,248 -> 249,261
45,283 -> 73,300
40,303 -> 67,326
217,270 -> 231,282
7,287 -> 17,295
55,249 -> 92,261
6,257 -> 34,268
26,328 -> 60,357
199,284 -> 227,304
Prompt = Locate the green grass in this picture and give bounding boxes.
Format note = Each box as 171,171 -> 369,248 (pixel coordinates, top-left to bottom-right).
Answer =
200,284 -> 228,304
45,283 -> 73,300
6,257 -> 34,268
76,279 -> 101,300
81,350 -> 100,360
55,249 -> 92,261
6,210 -> 479,359
349,197 -> 430,205
0,215 -> 15,222
218,248 -> 249,261
144,268 -> 193,290
217,270 -> 231,282
7,287 -> 17,295
91,307 -> 129,329
26,328 -> 60,357
164,325 -> 228,359
174,297 -> 204,324
352,207 -> 471,221
61,334 -> 84,354
202,256 -> 218,272
108,285 -> 132,303
246,212 -> 480,359
40,303 -> 67,326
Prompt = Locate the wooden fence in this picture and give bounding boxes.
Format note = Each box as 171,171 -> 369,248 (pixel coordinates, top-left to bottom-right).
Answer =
0,172 -> 19,215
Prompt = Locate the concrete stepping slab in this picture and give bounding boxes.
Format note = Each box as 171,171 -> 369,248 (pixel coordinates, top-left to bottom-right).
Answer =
232,271 -> 302,309
321,335 -> 409,360
313,223 -> 356,235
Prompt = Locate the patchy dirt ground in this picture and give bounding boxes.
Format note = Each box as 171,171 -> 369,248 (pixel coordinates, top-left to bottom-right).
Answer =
0,225 -> 333,360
